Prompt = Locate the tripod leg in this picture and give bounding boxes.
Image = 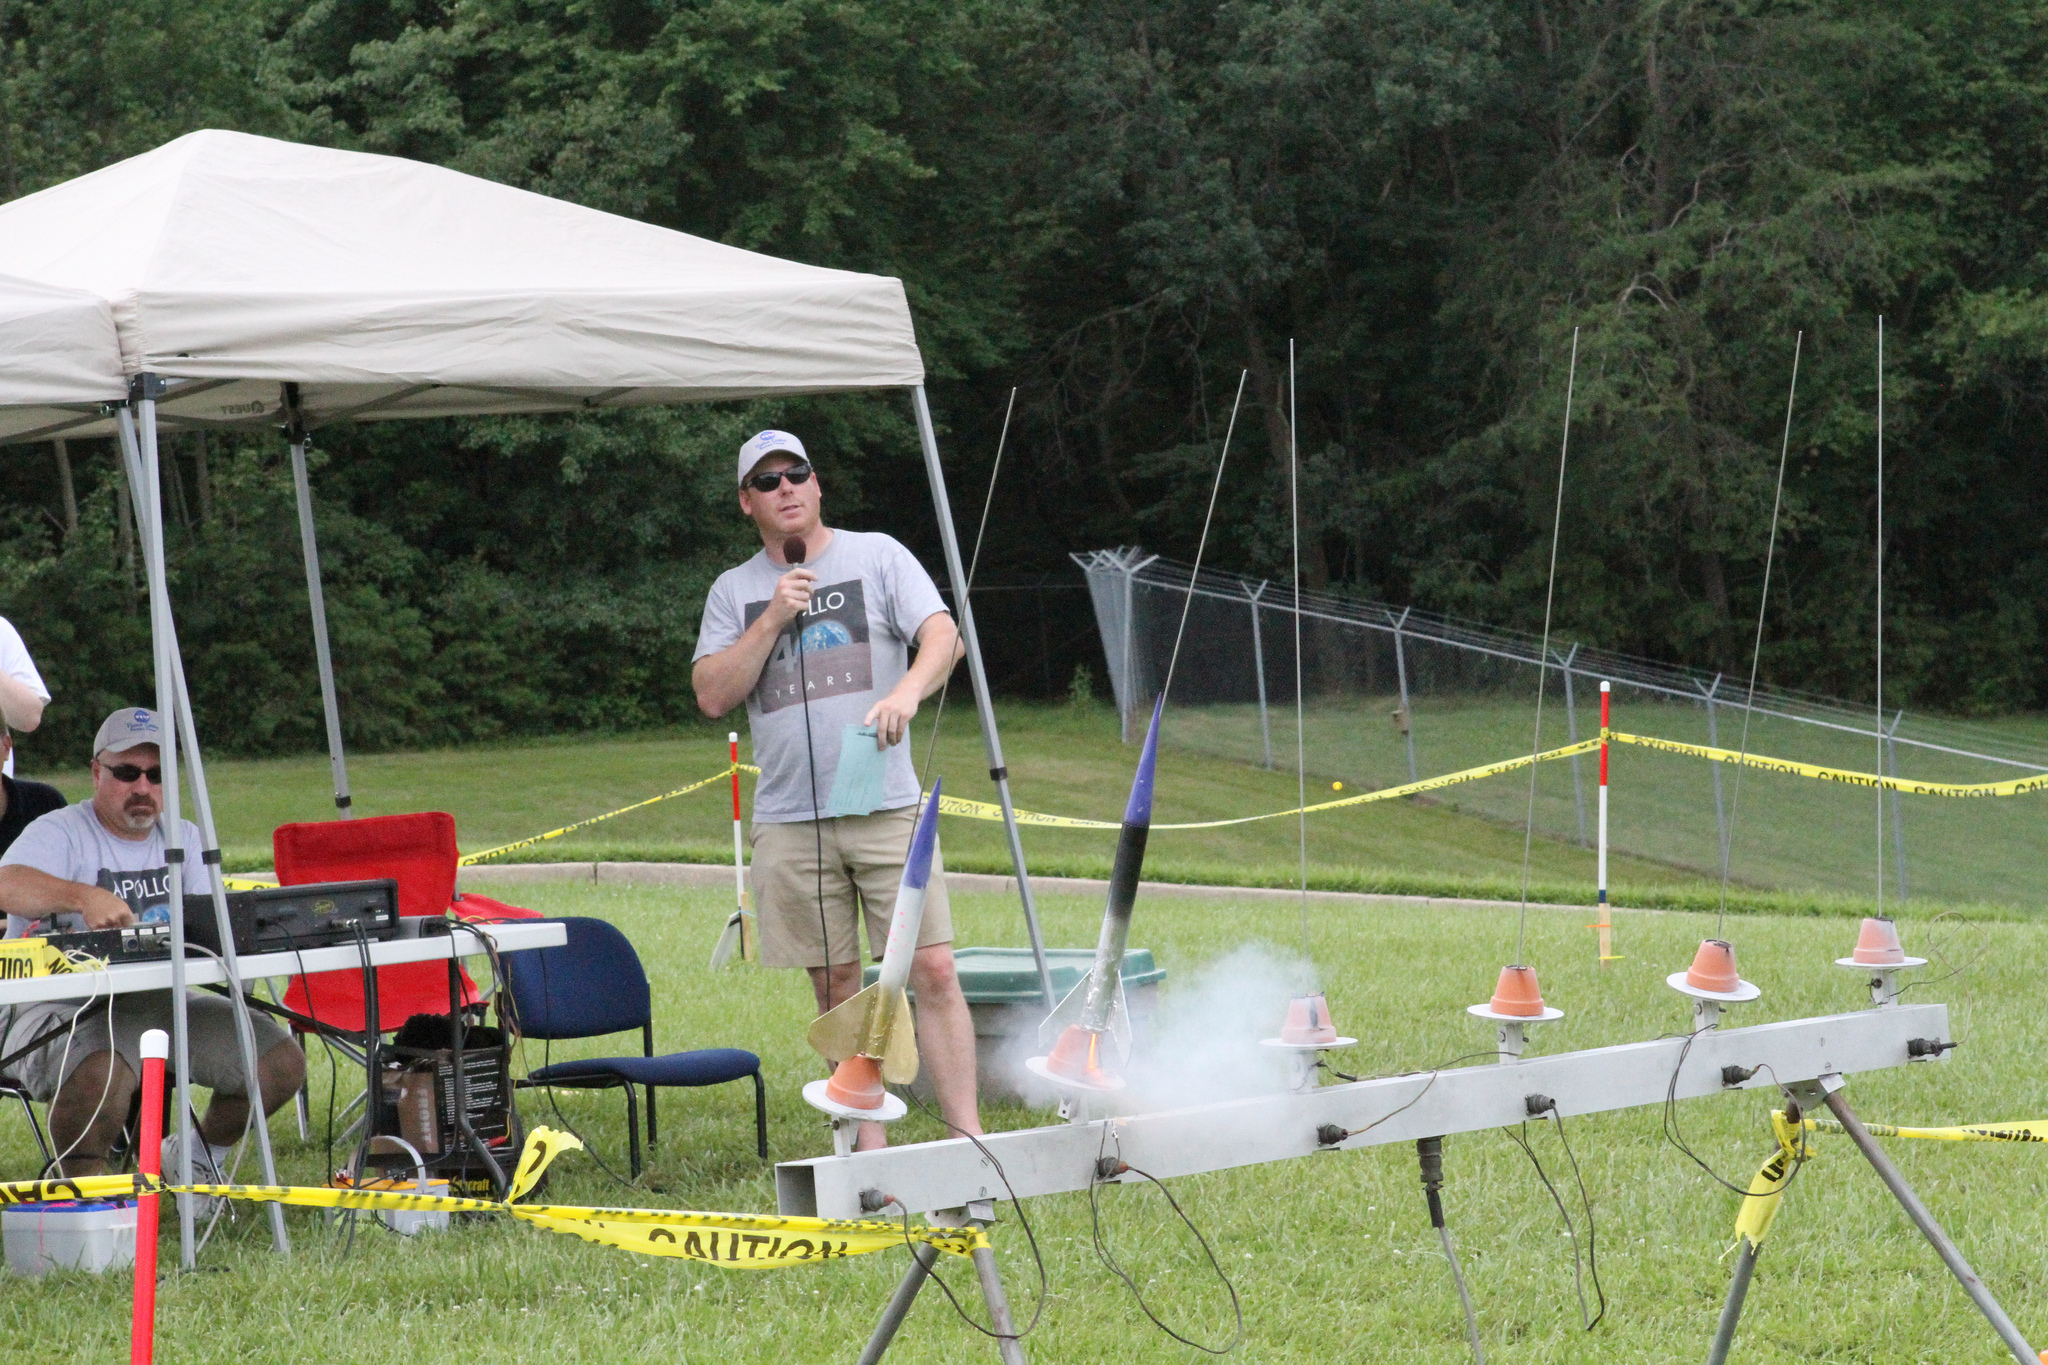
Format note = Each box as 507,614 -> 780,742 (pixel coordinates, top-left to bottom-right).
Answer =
1703,1237 -> 1760,1365
859,1242 -> 938,1365
971,1237 -> 1029,1365
1824,1090 -> 2038,1364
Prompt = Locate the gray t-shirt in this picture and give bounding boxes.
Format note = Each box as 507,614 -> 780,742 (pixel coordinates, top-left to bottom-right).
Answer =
0,800 -> 215,937
695,530 -> 948,823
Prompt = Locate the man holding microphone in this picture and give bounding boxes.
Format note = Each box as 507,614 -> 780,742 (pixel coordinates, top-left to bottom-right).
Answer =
693,430 -> 981,1149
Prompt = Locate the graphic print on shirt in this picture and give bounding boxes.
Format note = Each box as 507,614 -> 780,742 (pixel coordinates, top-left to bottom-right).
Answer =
98,866 -> 173,923
745,579 -> 873,714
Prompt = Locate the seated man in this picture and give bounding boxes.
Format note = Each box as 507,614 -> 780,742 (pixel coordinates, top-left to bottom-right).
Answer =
0,708 -> 304,1177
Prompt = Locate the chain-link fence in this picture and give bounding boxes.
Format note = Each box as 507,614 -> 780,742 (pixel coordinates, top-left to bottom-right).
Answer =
1074,548 -> 2048,906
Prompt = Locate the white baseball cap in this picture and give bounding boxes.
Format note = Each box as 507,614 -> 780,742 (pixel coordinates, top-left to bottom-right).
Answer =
93,707 -> 163,760
737,429 -> 808,486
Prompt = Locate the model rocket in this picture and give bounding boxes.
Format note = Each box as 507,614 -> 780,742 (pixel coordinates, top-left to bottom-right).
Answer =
1031,696 -> 1163,1091
806,778 -> 943,1110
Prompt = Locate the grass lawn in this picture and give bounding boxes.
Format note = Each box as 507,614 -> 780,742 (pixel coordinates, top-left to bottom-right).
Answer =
1,880 -> 2039,1362
25,698 -> 2039,916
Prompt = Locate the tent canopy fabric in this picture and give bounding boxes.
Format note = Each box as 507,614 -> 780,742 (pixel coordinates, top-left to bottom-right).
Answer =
0,129 -> 923,443
0,274 -> 127,438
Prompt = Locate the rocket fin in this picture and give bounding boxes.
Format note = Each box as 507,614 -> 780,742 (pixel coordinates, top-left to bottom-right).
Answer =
709,911 -> 744,971
879,990 -> 920,1085
1037,975 -> 1088,1049
1036,974 -> 1132,1064
806,982 -> 880,1064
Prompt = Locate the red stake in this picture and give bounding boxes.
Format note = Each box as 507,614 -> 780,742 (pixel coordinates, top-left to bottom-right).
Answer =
131,1028 -> 169,1365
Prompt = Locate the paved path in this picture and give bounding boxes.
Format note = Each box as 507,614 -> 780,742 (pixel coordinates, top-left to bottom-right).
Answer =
451,860 -> 1603,915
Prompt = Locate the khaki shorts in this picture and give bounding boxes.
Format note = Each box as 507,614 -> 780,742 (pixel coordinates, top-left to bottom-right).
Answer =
751,805 -> 953,969
1,989 -> 293,1103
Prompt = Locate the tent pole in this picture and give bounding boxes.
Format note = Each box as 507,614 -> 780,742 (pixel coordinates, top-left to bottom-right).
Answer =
283,385 -> 353,816
116,408 -> 290,1254
123,383 -> 199,1268
166,648 -> 291,1251
910,386 -> 1054,1010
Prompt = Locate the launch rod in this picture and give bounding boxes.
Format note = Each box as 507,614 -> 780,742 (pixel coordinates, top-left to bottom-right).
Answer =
910,385 -> 1055,1009
779,1003 -> 1947,1218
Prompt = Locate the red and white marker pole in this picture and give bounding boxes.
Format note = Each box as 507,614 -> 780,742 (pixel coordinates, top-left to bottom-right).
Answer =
131,1027 -> 169,1365
1597,682 -> 1614,964
729,732 -> 748,960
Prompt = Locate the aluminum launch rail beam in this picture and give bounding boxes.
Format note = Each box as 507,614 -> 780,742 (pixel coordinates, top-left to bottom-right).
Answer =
778,1004 -> 1946,1218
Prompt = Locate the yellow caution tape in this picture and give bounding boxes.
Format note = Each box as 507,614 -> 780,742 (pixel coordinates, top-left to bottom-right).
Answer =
1604,731 -> 2048,797
460,765 -> 762,865
0,938 -> 75,978
935,739 -> 1604,831
1800,1116 -> 2048,1143
1730,1109 -> 1811,1250
0,1127 -> 984,1268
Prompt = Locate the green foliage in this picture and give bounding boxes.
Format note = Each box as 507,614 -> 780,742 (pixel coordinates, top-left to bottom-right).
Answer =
10,0 -> 2048,754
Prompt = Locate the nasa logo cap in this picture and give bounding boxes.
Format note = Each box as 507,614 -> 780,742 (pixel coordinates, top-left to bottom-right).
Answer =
93,707 -> 163,760
737,429 -> 808,486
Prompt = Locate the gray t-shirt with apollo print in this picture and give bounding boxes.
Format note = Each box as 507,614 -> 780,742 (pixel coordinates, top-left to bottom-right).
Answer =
695,530 -> 948,824
0,800 -> 215,937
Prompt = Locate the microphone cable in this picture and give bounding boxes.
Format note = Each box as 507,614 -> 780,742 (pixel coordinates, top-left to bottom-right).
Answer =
783,535 -> 834,1010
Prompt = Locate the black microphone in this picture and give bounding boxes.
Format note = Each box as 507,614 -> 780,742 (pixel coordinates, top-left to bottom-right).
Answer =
783,535 -> 806,565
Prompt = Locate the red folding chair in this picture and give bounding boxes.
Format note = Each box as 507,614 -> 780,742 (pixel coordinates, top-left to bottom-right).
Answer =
276,812 -> 485,1034
273,811 -> 539,1140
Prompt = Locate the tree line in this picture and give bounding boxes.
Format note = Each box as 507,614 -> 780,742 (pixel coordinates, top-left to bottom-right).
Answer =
3,0 -> 2046,759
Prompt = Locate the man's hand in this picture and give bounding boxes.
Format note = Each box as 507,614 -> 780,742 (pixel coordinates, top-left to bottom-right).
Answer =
693,566 -> 819,718
864,682 -> 921,748
78,888 -> 135,930
764,568 -> 816,631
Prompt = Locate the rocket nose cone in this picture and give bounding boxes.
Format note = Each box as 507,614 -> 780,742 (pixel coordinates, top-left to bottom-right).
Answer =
902,777 -> 942,891
1124,696 -> 1164,826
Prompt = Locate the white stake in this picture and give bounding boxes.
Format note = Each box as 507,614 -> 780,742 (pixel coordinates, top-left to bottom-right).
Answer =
1597,681 -> 1613,964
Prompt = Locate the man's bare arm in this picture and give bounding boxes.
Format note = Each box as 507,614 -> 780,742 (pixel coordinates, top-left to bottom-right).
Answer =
910,613 -> 963,700
0,865 -> 134,929
693,567 -> 817,717
863,613 -> 962,746
0,674 -> 45,732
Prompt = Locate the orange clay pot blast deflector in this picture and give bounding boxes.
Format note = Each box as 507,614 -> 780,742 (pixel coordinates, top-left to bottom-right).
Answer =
1684,939 -> 1742,995
1851,916 -> 1907,966
1487,964 -> 1549,1018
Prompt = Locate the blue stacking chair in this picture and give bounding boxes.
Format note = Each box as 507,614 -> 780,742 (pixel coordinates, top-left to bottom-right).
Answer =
498,917 -> 766,1175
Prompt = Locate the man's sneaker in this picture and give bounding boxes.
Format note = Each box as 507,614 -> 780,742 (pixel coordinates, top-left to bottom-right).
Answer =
159,1133 -> 229,1221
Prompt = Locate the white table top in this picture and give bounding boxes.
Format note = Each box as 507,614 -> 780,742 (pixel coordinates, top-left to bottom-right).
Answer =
0,920 -> 565,1008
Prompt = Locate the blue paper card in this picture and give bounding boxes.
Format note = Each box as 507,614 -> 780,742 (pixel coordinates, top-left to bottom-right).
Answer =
826,723 -> 889,818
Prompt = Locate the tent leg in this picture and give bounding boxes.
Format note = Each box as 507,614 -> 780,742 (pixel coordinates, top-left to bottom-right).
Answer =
910,386 -> 1054,1010
167,650 -> 290,1252
285,408 -> 353,816
122,385 -> 198,1268
118,406 -> 290,1254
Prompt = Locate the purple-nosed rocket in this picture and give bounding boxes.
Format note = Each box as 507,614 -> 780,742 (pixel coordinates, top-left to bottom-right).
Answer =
1033,696 -> 1162,1089
807,778 -> 943,1109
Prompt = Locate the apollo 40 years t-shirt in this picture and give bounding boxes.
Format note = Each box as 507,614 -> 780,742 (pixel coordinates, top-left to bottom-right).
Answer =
0,801 -> 215,937
694,530 -> 949,823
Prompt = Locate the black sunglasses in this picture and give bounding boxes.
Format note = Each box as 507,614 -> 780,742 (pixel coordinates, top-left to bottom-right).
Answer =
104,763 -> 162,785
743,462 -> 814,493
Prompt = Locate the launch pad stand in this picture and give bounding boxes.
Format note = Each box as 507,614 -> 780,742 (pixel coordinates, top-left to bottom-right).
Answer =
1703,1076 -> 2037,1365
859,1199 -> 1027,1365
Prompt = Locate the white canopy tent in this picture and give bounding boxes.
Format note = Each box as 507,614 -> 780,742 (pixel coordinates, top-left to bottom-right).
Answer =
0,130 -> 1053,1266
0,273 -> 127,421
